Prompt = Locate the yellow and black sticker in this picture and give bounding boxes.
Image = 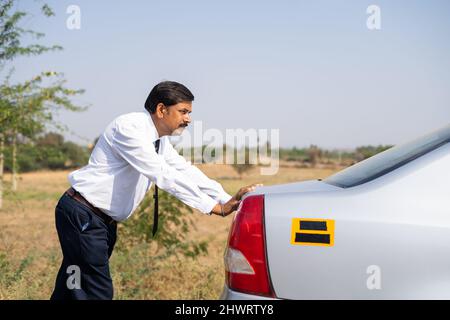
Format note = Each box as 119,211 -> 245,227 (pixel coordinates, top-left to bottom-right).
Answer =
291,218 -> 335,247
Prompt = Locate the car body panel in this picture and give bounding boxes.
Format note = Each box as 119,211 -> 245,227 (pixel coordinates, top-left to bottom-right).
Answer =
220,286 -> 278,300
260,143 -> 450,299
249,180 -> 341,195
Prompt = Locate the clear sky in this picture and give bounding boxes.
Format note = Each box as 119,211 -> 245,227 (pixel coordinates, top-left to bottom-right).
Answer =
9,0 -> 450,148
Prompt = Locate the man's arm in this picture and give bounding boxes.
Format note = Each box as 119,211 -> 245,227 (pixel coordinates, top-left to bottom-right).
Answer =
111,121 -> 217,215
163,140 -> 232,204
163,140 -> 262,216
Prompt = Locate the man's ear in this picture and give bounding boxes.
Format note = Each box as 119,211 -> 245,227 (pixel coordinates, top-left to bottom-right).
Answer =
156,103 -> 165,118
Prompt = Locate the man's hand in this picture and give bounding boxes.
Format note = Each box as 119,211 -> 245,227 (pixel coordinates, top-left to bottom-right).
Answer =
211,183 -> 263,217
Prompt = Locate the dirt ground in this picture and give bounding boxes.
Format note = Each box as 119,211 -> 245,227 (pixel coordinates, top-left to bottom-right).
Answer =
0,164 -> 340,299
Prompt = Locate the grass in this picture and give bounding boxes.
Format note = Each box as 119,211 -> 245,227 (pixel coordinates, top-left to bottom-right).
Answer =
0,164 -> 341,299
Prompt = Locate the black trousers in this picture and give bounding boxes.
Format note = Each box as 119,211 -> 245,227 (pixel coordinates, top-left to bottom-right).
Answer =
51,193 -> 117,300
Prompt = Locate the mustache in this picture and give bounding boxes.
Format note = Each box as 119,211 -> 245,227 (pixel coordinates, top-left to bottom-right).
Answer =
179,123 -> 188,128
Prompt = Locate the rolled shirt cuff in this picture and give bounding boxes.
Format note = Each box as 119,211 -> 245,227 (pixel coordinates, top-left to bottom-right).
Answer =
218,193 -> 233,204
197,194 -> 219,215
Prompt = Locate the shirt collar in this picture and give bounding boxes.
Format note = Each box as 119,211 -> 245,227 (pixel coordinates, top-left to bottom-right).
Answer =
145,109 -> 160,143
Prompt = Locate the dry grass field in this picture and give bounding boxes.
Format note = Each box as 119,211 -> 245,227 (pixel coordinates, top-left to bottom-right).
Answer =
0,164 -> 341,300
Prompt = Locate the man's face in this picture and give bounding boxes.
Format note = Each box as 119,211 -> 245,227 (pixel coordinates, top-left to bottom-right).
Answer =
162,101 -> 192,136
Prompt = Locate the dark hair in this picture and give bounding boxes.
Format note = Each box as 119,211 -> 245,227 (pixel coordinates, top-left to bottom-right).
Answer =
144,81 -> 194,114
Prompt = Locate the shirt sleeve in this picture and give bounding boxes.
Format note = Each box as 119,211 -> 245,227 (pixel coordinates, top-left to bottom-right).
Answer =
111,120 -> 217,214
163,140 -> 233,204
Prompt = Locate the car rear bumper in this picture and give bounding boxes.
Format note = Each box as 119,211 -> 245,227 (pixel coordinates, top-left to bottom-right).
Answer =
220,285 -> 278,300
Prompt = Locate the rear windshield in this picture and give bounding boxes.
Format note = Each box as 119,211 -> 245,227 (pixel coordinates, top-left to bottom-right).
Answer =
325,125 -> 450,188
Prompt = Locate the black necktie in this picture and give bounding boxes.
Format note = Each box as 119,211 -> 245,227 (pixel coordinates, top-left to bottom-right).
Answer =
152,139 -> 160,236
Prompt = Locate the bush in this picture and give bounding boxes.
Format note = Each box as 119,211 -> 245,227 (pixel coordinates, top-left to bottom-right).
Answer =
355,145 -> 393,161
117,188 -> 208,260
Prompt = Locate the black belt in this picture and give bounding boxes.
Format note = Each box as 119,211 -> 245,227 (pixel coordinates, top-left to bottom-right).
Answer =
66,187 -> 116,225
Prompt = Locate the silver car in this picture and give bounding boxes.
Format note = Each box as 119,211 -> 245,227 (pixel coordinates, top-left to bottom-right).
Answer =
221,124 -> 450,299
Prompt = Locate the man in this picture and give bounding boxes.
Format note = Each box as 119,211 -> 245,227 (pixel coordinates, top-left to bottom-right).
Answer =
51,81 -> 260,300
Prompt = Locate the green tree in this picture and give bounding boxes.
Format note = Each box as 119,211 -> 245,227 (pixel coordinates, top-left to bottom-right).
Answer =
61,141 -> 89,168
0,1 -> 86,205
2,72 -> 85,190
231,147 -> 254,179
0,0 -> 60,66
1,0 -> 60,207
36,132 -> 64,147
36,134 -> 89,170
306,144 -> 322,168
355,145 -> 393,161
1,133 -> 89,173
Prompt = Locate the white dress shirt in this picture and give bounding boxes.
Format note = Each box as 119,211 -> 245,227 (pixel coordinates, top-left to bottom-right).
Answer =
69,110 -> 232,222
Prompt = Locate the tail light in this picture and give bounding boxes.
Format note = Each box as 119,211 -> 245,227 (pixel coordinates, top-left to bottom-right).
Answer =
224,195 -> 275,297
